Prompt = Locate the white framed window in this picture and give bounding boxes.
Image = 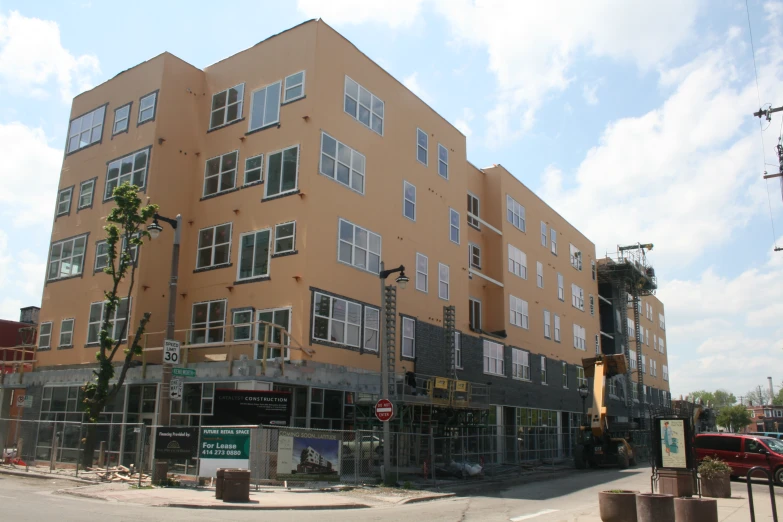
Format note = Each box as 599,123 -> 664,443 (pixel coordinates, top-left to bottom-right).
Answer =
138,92 -> 157,123
78,179 -> 95,209
454,331 -> 462,369
256,307 -> 291,360
313,292 -> 362,348
554,314 -> 561,342
659,338 -> 665,353
541,221 -> 547,247
537,261 -> 544,288
570,244 -> 582,270
265,144 -> 299,198
94,241 -> 109,271
203,150 -> 238,197
557,272 -> 564,301
467,192 -> 480,228
105,148 -> 150,199
320,132 -> 365,194
416,128 -> 428,165
56,187 -> 72,216
654,334 -> 657,350
210,83 -> 244,130
402,317 -> 416,358
338,218 -> 381,274
284,71 -> 305,103
416,253 -> 428,293
438,143 -> 448,178
248,81 -> 281,131
197,223 -> 232,270
58,318 -> 74,347
630,350 -> 637,370
508,244 -> 527,279
48,234 -> 87,280
449,208 -> 460,244
438,263 -> 450,300
645,329 -> 650,346
663,365 -> 669,381
67,105 -> 105,153
244,154 -> 263,185
483,340 -> 504,376
659,313 -> 666,330
540,355 -> 547,384
627,318 -> 635,339
469,244 -> 481,269
632,383 -> 639,401
573,324 -> 586,350
88,298 -> 131,344
550,228 -> 557,255
608,377 -> 617,396
544,310 -> 551,339
512,349 -> 530,380
232,310 -> 253,342
237,228 -> 270,280
506,195 -> 525,232
591,260 -> 596,281
38,322 -> 52,349
470,298 -> 482,331
113,103 -> 130,134
364,307 -> 380,352
509,295 -> 529,329
403,181 -> 416,220
344,76 -> 384,135
651,360 -> 657,377
274,222 -> 296,254
577,366 -> 587,388
590,295 -> 595,316
562,362 -> 568,388
571,284 -> 584,311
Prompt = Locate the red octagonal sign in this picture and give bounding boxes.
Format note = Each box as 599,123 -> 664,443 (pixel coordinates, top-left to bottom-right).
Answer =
375,399 -> 394,422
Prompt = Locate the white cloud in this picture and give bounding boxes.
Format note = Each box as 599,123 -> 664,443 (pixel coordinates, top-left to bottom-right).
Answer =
0,10 -> 100,102
402,72 -> 433,105
296,0 -> 425,29
582,80 -> 601,105
0,231 -> 42,320
453,107 -> 475,137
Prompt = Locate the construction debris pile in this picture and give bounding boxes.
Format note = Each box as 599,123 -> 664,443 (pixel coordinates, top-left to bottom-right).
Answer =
80,464 -> 153,485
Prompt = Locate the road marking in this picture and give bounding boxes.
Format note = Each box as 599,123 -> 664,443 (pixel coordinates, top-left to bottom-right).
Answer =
510,509 -> 559,521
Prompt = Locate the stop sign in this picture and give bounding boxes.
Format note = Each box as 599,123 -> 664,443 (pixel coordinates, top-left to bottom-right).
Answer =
375,399 -> 394,422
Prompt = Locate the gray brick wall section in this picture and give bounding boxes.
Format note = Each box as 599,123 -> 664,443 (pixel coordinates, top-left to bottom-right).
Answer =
413,319 -> 666,416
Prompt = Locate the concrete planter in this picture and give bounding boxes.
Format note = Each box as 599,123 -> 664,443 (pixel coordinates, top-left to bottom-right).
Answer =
635,493 -> 674,522
599,490 -> 639,522
700,474 -> 731,498
674,497 -> 718,522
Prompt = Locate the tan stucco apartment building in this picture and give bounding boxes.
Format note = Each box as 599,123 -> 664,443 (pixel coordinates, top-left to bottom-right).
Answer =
5,20 -> 669,466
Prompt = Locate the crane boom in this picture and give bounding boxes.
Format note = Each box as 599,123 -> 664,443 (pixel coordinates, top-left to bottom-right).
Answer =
583,354 -> 628,437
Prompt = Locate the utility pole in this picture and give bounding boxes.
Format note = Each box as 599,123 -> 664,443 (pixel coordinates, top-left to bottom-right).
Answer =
753,106 -> 783,252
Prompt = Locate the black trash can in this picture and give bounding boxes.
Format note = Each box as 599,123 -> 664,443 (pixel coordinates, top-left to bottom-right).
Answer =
222,469 -> 251,502
215,468 -> 226,499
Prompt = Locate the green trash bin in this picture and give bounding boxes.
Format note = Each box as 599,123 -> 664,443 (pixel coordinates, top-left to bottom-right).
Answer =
222,469 -> 250,502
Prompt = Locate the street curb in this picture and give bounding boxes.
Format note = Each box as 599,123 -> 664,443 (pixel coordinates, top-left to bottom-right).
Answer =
161,502 -> 372,510
398,492 -> 456,504
0,468 -> 95,485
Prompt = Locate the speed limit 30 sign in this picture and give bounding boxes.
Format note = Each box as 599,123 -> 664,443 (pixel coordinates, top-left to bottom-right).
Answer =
163,339 -> 181,364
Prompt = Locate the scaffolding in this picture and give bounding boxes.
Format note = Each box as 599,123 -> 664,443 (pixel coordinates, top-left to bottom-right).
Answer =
1,325 -> 38,380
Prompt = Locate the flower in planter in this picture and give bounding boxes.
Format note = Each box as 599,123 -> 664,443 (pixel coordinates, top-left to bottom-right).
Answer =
698,456 -> 732,479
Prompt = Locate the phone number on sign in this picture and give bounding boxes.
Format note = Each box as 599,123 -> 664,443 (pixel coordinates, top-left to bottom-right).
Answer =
201,449 -> 243,457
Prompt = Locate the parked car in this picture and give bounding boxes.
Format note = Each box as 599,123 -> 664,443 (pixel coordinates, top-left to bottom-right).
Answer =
695,433 -> 783,485
342,435 -> 382,461
750,432 -> 783,440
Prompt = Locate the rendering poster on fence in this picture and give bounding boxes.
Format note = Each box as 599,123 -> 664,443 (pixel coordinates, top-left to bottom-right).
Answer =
155,427 -> 199,459
654,417 -> 692,469
209,389 -> 292,426
198,427 -> 251,477
276,429 -> 341,482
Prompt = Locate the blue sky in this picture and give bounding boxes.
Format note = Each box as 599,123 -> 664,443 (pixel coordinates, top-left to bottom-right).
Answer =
1,0 -> 782,398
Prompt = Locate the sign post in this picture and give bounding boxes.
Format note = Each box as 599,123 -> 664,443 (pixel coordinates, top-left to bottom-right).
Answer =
375,398 -> 394,422
163,339 -> 181,365
170,378 -> 183,401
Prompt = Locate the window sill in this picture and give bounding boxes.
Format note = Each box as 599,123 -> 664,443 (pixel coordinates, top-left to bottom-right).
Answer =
200,187 -> 240,202
272,250 -> 298,259
281,95 -> 306,106
467,222 -> 481,232
37,346 -> 52,352
65,139 -> 103,157
207,117 -> 246,134
512,377 -> 532,382
57,345 -> 74,350
46,273 -> 84,285
241,180 -> 264,190
84,340 -> 126,348
541,382 -> 548,386
262,189 -> 300,203
245,122 -> 280,137
401,355 -> 416,362
233,276 -> 271,286
483,372 -> 505,378
310,338 -> 368,354
194,263 -> 233,274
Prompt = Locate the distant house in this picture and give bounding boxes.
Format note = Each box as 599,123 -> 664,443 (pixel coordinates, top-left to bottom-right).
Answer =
743,404 -> 783,433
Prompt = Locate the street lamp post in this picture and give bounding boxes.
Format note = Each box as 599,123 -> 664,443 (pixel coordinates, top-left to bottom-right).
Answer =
147,213 -> 181,482
578,385 -> 590,425
378,261 -> 408,484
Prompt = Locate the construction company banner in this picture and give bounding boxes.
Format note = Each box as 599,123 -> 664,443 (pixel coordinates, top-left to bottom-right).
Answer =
209,389 -> 292,426
154,427 -> 199,459
276,429 -> 341,482
198,427 -> 251,477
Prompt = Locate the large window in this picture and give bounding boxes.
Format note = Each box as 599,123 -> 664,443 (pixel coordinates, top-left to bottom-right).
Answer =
403,181 -> 416,220
544,310 -> 551,339
537,261 -> 544,288
344,76 -> 384,135
320,132 -> 365,194
190,300 -> 226,344
438,263 -> 449,300
469,298 -> 482,331
232,310 -> 253,342
210,84 -> 244,130
438,144 -> 448,178
48,235 -> 87,280
59,319 -> 74,347
659,313 -> 666,330
244,154 -> 263,185
67,106 -> 104,153
571,284 -> 584,311
449,208 -> 460,244
88,298 -> 130,344
508,244 -> 527,278
237,229 -> 271,280
416,128 -> 428,165
197,223 -> 232,269
506,195 -> 525,232
570,244 -> 582,270
284,71 -> 305,103
364,307 -> 380,352
659,338 -> 665,353
557,273 -> 564,300
338,218 -> 381,274
274,222 -> 296,254
467,193 -> 480,228
113,103 -> 131,135
265,145 -> 299,198
510,295 -> 529,329
313,293 -> 362,347
39,322 -> 52,350
56,187 -> 72,216
551,228 -> 557,254
416,253 -> 428,292
256,308 -> 291,359
105,148 -> 149,199
577,366 -> 587,388
540,221 -> 547,247
663,365 -> 669,381
138,92 -> 157,123
78,179 -> 95,209
402,317 -> 416,358
203,151 -> 238,197
248,81 -> 281,131
469,244 -> 481,269
512,349 -> 530,380
573,324 -> 586,350
554,314 -> 561,342
94,241 -> 109,271
483,340 -> 504,376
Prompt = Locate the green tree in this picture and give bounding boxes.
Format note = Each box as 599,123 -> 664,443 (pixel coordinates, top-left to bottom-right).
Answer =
775,384 -> 783,406
716,404 -> 753,433
689,389 -> 736,408
745,388 -> 771,407
80,183 -> 157,468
